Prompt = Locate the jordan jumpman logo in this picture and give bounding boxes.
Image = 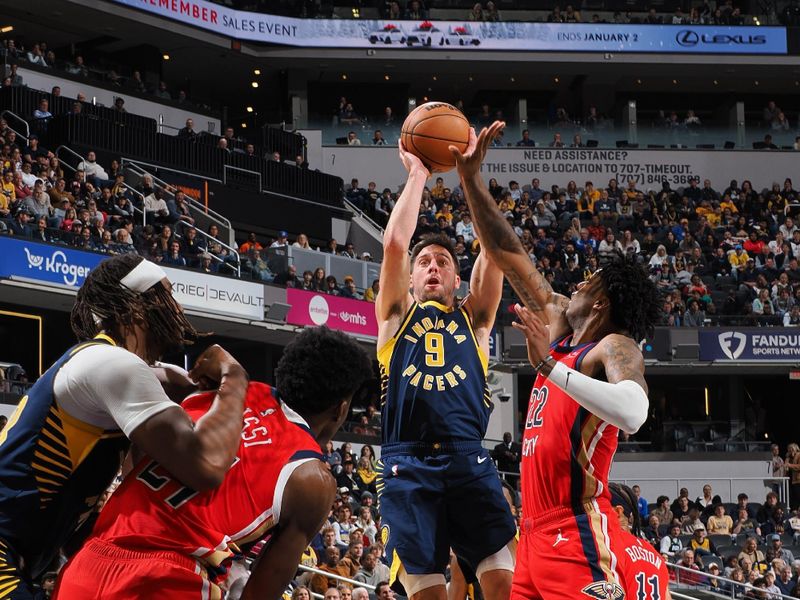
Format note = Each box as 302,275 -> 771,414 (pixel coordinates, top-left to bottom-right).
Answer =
553,529 -> 569,547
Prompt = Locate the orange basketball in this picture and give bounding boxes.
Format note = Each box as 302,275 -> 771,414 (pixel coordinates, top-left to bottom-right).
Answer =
400,102 -> 470,173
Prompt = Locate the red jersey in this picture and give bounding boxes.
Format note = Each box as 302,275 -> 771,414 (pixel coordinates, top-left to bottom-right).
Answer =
521,335 -> 619,519
87,382 -> 323,579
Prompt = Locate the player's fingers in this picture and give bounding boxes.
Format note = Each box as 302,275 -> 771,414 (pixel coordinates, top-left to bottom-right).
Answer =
448,145 -> 465,164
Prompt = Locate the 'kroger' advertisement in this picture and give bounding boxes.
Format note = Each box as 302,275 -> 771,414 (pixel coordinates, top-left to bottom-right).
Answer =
0,237 -> 103,288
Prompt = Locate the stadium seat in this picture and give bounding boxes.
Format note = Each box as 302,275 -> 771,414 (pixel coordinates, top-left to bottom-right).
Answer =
709,534 -> 733,549
679,534 -> 693,546
723,503 -> 737,516
723,141 -> 736,149
780,533 -> 794,547
586,139 -> 599,147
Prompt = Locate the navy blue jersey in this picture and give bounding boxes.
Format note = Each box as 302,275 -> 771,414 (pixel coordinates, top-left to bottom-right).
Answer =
0,334 -> 130,578
378,300 -> 491,443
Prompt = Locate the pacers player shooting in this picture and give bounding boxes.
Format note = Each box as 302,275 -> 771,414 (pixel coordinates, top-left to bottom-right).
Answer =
375,143 -> 516,600
449,121 -> 661,599
0,255 -> 248,600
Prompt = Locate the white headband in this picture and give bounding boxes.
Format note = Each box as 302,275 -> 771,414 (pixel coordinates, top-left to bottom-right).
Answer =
120,259 -> 168,293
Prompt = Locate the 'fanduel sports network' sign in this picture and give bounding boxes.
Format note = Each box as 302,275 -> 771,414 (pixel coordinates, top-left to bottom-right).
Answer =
699,329 -> 800,361
111,0 -> 787,54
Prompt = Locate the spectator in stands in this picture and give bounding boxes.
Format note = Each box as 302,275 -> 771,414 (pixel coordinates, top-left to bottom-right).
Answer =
677,549 -> 704,585
707,504 -> 734,534
632,485 -> 648,518
364,279 -> 379,303
651,495 -> 674,525
178,118 -> 197,139
516,130 -> 535,147
775,566 -> 794,595
78,151 -> 111,187
312,268 -> 326,292
733,507 -> 762,538
199,252 -> 216,274
336,459 -> 360,497
347,131 -> 361,146
144,188 -> 170,225
8,209 -> 33,237
270,231 -> 289,249
310,547 -> 349,595
162,241 -> 186,267
339,539 -> 364,577
354,458 -> 376,495
764,506 -> 790,537
168,190 -> 194,228
154,81 -> 171,100
340,276 -> 361,300
492,432 -> 521,488
643,514 -> 661,546
26,43 -> 47,67
273,264 -> 299,287
768,534 -> 796,565
660,522 -> 683,558
247,250 -> 273,282
689,525 -> 717,559
372,130 -> 386,146
787,444 -> 800,510
682,506 -> 704,534
216,138 -> 229,152
739,537 -> 768,573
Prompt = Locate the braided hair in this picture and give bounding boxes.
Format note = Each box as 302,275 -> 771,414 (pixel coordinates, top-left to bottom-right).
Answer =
71,255 -> 201,362
609,482 -> 642,537
598,253 -> 661,343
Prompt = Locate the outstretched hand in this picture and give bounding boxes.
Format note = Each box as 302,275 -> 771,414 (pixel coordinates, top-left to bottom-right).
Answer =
449,120 -> 505,179
398,139 -> 430,178
512,303 -> 551,368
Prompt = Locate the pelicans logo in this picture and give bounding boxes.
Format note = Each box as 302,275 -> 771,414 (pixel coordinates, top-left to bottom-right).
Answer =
581,581 -> 625,599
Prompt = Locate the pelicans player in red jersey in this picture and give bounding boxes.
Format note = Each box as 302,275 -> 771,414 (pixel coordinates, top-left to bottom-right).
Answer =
449,121 -> 662,600
55,327 -> 373,600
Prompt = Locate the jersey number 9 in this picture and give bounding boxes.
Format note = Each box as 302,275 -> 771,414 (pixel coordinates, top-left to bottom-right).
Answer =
424,333 -> 445,367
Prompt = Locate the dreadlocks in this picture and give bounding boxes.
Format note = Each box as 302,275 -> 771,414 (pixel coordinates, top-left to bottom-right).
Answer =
598,253 -> 661,343
71,255 -> 201,363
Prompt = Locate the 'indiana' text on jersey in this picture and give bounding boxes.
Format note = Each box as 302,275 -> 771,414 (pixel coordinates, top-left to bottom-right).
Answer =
0,335 -> 129,579
378,301 -> 491,443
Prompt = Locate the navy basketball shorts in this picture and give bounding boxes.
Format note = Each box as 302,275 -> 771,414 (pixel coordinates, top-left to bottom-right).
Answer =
0,539 -> 36,600
377,441 -> 516,593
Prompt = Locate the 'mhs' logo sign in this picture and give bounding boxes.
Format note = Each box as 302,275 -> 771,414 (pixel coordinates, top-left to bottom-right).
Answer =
718,331 -> 747,360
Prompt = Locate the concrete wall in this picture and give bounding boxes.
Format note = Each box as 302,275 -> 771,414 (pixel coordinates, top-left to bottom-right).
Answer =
611,457 -> 776,504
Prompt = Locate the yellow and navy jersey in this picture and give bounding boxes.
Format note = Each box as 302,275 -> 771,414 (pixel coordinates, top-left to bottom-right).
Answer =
378,300 -> 491,444
0,335 -> 129,578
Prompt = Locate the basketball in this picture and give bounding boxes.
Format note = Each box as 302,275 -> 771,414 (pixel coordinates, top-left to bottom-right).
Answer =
400,102 -> 470,173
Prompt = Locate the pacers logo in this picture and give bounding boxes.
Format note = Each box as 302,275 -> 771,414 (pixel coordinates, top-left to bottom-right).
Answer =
381,525 -> 390,546
581,581 -> 625,600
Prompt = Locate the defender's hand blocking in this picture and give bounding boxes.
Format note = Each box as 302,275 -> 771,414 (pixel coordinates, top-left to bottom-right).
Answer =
512,303 -> 551,367
398,139 -> 431,178
189,344 -> 246,389
449,120 -> 505,179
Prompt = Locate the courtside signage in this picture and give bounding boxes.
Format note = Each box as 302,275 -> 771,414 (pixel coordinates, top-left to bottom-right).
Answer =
161,266 -> 264,320
110,1 -> 787,54
0,237 -> 103,288
699,329 -> 800,361
286,288 -> 378,338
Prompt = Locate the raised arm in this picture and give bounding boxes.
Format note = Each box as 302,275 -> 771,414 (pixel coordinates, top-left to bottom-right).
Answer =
450,122 -> 569,338
129,345 -> 248,491
513,307 -> 648,434
376,143 -> 429,340
241,461 -> 336,600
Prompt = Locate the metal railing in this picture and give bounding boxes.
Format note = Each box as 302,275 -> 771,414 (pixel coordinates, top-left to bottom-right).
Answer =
55,145 -> 146,227
1,109 -> 29,142
343,198 -> 385,236
611,477 -> 791,508
121,158 -> 234,241
223,164 -> 262,192
668,560 -> 796,599
296,564 -> 376,592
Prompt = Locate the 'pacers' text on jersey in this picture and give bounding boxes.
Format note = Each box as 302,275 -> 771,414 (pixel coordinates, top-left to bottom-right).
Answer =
379,301 -> 491,443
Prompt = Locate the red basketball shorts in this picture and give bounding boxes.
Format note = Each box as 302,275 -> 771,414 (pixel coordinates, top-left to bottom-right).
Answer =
54,538 -> 223,600
512,505 -> 668,600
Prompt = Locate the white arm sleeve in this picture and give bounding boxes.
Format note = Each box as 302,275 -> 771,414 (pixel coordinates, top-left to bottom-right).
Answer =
547,361 -> 648,434
54,345 -> 177,436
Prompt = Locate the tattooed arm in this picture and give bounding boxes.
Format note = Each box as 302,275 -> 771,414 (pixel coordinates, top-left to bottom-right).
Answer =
451,121 -> 570,342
